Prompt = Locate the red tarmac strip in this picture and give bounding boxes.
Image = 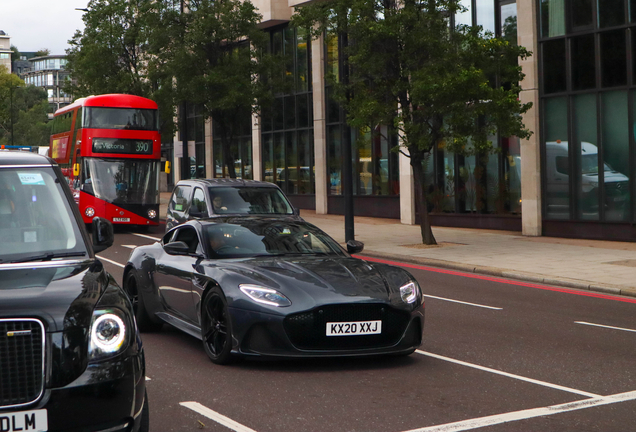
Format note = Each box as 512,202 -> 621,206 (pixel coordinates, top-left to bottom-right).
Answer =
357,255 -> 636,304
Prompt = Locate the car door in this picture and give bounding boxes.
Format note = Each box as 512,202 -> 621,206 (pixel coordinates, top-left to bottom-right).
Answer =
166,185 -> 192,231
153,225 -> 201,323
186,187 -> 209,221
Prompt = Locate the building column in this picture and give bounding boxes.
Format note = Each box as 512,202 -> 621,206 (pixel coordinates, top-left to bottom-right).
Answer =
399,146 -> 416,225
518,0 -> 542,236
205,118 -> 213,178
252,112 -> 262,181
312,34 -> 328,214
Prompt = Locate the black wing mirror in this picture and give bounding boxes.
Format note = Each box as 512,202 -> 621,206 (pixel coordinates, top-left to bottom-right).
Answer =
92,217 -> 114,253
164,241 -> 190,255
346,240 -> 364,254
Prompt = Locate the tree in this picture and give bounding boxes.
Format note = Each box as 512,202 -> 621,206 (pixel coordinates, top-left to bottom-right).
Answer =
0,66 -> 50,147
34,49 -> 50,57
292,0 -> 532,244
65,0 -> 175,138
66,0 -> 152,97
10,45 -> 20,63
147,0 -> 286,178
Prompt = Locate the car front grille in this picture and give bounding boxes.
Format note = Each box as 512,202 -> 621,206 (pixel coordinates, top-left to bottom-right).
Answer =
283,303 -> 410,350
0,319 -> 45,408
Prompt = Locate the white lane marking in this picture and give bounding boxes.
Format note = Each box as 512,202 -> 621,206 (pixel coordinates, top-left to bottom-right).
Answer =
180,402 -> 257,432
416,351 -> 600,398
145,376 -> 151,381
96,255 -> 125,268
122,245 -> 137,249
131,233 -> 161,241
575,321 -> 636,334
403,390 -> 636,432
423,294 -> 502,310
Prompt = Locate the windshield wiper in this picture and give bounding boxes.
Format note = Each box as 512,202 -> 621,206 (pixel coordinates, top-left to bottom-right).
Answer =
8,252 -> 87,264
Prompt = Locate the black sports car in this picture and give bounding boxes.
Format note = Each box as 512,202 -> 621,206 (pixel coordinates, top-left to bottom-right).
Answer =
124,217 -> 424,364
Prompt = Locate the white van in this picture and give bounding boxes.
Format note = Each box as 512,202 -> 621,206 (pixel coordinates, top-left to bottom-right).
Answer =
545,141 -> 629,215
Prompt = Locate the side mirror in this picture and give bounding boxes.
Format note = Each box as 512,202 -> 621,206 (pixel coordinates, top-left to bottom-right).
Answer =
293,207 -> 300,216
346,240 -> 364,255
164,241 -> 190,255
188,207 -> 202,218
92,217 -> 114,253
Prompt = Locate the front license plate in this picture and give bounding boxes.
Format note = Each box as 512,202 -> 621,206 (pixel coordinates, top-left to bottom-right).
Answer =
0,409 -> 47,432
326,320 -> 382,336
113,217 -> 130,222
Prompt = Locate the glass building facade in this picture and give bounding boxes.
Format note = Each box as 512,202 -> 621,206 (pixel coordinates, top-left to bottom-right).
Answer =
261,26 -> 315,206
540,0 -> 636,239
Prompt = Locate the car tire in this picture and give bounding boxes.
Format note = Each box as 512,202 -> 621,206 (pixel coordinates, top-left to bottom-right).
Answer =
125,271 -> 163,332
138,390 -> 150,432
201,287 -> 234,365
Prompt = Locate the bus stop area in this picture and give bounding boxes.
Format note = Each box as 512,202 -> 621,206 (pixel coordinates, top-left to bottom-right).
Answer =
159,191 -> 636,298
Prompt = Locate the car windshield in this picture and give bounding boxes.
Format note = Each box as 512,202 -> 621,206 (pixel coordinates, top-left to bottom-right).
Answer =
203,221 -> 345,258
208,186 -> 293,215
0,167 -> 87,263
83,158 -> 159,205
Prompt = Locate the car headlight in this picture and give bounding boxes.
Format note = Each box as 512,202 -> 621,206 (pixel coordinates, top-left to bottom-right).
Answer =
239,284 -> 291,307
399,281 -> 420,304
88,309 -> 128,361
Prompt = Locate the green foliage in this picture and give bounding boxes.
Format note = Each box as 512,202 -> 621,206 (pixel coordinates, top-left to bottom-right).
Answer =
292,0 -> 532,243
34,49 -> 50,57
10,46 -> 20,63
65,0 -> 176,137
65,0 -> 152,97
0,66 -> 50,147
147,0 -> 287,177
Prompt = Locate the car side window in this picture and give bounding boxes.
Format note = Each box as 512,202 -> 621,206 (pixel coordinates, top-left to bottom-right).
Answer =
173,226 -> 200,254
169,185 -> 192,212
191,188 -> 209,217
162,230 -> 175,245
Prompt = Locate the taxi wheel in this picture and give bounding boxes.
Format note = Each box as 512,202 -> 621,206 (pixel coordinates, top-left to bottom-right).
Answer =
125,271 -> 162,332
201,288 -> 234,365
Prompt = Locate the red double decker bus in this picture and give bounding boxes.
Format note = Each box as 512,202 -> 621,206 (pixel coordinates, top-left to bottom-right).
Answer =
49,94 -> 161,227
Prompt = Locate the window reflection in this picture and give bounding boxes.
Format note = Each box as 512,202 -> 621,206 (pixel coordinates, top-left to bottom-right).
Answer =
544,97 -> 570,219
540,0 -> 565,37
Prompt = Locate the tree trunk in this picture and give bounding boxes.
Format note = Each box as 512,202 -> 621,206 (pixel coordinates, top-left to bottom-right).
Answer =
410,152 -> 437,245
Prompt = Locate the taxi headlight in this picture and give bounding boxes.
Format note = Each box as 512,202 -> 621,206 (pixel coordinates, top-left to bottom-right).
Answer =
239,284 -> 291,307
89,310 -> 128,361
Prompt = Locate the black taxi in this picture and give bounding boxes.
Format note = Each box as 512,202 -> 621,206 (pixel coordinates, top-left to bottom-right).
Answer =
0,151 -> 148,432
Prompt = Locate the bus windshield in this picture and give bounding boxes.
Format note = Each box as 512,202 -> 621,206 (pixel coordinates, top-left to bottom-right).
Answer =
84,107 -> 158,131
82,158 -> 159,205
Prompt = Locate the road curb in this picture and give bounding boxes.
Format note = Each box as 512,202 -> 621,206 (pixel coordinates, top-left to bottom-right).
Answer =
358,250 -> 636,299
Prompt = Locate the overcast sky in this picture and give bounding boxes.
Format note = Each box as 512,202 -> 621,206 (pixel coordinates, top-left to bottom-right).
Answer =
3,0 -> 89,55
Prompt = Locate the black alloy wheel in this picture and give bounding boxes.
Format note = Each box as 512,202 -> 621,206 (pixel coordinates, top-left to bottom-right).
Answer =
124,271 -> 162,332
202,288 -> 234,365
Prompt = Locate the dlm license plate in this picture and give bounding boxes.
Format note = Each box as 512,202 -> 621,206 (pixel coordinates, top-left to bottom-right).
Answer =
326,320 -> 382,336
112,218 -> 130,222
0,409 -> 47,432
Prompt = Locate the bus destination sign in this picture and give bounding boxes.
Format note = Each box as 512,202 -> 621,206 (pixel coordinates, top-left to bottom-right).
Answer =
92,138 -> 153,155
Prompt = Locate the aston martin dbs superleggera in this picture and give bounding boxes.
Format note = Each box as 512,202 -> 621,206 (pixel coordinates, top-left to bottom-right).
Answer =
124,217 -> 424,364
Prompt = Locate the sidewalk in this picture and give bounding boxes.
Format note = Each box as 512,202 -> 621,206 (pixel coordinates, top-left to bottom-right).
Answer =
299,210 -> 636,298
159,192 -> 636,297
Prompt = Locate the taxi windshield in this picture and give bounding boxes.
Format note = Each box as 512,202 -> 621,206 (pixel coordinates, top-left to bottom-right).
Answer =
0,167 -> 87,263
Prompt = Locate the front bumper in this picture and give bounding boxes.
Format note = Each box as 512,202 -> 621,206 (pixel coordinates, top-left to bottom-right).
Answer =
0,353 -> 146,432
230,304 -> 425,358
